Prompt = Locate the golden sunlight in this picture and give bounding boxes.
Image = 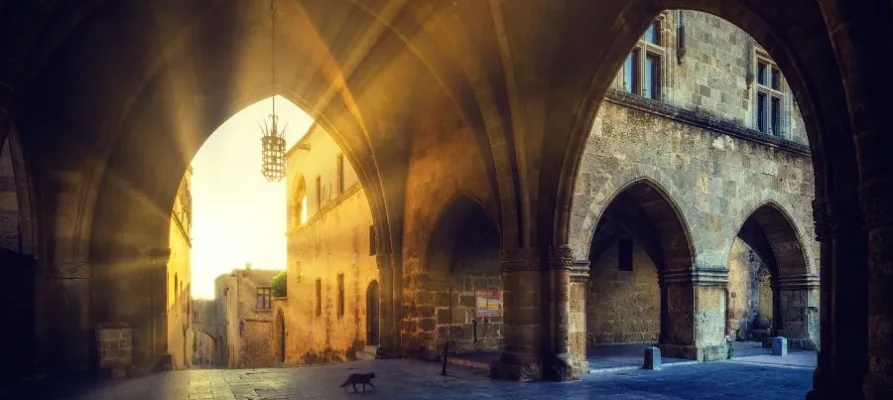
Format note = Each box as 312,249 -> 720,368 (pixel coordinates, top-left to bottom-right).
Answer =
189,96 -> 313,299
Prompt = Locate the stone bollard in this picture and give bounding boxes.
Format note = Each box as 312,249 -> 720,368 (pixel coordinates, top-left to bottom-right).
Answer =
644,346 -> 662,370
772,337 -> 788,356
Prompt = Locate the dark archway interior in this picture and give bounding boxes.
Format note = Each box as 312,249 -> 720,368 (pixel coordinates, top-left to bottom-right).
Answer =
426,195 -> 502,355
729,204 -> 812,347
0,136 -> 36,384
587,182 -> 693,352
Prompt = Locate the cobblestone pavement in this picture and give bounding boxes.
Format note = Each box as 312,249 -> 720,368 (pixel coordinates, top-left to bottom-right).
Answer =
6,358 -> 813,400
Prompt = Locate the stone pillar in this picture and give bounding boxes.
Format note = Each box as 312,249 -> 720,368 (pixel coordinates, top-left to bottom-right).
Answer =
491,247 -> 542,381
375,252 -> 396,357
775,274 -> 820,349
860,177 -> 893,399
807,195 -> 868,399
660,268 -> 728,361
41,261 -> 91,374
568,260 -> 590,373
542,245 -> 577,381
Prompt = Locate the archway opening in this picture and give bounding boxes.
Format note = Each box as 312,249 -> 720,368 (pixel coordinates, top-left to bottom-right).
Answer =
585,181 -> 694,368
568,8 -> 822,377
274,310 -> 286,363
0,134 -> 37,384
726,203 -> 815,355
192,331 -> 216,367
162,95 -> 312,370
420,194 -> 502,361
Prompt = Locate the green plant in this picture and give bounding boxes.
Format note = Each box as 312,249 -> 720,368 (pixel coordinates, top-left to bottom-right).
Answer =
271,271 -> 287,297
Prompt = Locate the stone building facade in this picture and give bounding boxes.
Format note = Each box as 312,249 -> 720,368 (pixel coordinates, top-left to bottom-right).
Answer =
166,169 -> 193,369
214,266 -> 280,368
568,11 -> 819,363
284,124 -> 379,364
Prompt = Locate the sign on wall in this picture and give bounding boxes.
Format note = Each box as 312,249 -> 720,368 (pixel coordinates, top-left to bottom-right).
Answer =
475,289 -> 503,318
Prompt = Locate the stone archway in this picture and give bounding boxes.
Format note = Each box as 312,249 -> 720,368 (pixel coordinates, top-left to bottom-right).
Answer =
0,130 -> 38,383
585,179 -> 697,360
727,203 -> 817,349
414,193 -> 502,359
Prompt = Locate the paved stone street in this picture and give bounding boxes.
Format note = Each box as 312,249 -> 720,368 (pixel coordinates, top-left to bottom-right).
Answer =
4,357 -> 813,400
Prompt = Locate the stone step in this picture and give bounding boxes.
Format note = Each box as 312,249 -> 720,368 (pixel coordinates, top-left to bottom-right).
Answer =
356,346 -> 378,360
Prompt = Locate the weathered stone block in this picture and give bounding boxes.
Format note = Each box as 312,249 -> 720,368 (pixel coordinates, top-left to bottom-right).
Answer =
772,337 -> 788,356
644,346 -> 662,370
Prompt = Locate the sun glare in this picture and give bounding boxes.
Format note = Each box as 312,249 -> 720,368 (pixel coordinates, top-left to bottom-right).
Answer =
189,96 -> 313,299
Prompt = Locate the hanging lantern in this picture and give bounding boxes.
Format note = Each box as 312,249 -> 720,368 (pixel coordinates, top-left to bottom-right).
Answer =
260,0 -> 286,182
261,113 -> 287,182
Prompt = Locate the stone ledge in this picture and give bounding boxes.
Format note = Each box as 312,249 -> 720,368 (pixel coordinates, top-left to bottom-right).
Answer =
776,274 -> 820,290
662,268 -> 728,287
605,89 -> 811,157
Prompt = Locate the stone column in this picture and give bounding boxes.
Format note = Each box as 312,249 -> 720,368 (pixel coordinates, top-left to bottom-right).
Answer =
542,245 -> 577,381
375,252 -> 396,357
775,274 -> 820,350
807,195 -> 868,399
660,268 -> 728,361
860,177 -> 893,399
41,260 -> 91,374
491,247 -> 542,381
568,260 -> 590,373
807,198 -> 834,400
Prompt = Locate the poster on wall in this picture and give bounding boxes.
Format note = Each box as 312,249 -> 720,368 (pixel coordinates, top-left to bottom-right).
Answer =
475,289 -> 503,318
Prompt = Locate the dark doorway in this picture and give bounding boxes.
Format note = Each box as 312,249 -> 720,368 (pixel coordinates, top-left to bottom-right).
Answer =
276,310 -> 286,363
367,281 -> 380,346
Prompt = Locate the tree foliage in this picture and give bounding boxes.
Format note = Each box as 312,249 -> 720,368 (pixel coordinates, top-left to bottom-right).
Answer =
271,271 -> 287,297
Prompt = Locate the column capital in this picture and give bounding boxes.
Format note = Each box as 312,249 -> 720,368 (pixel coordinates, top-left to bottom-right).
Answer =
826,194 -> 864,235
775,274 -> 820,290
812,198 -> 831,242
569,260 -> 590,283
545,245 -> 574,271
499,247 -> 539,273
660,267 -> 728,287
859,177 -> 893,232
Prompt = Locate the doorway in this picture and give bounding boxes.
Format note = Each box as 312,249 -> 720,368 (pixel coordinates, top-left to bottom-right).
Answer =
366,281 -> 380,346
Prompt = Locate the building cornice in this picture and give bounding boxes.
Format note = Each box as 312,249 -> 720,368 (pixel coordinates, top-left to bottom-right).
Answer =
604,89 -> 811,157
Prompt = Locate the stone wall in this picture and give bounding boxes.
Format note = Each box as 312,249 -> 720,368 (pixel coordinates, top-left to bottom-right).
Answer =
436,216 -> 502,354
285,126 -> 378,365
166,171 -> 193,369
214,268 -> 280,368
587,242 -> 660,344
632,11 -> 808,145
399,96 -> 497,359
